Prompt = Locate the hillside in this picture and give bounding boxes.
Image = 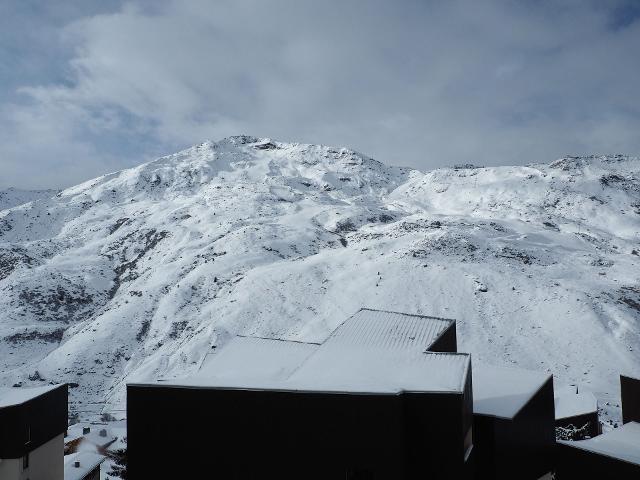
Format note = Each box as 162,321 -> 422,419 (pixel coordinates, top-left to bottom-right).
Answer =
0,187 -> 58,211
0,136 -> 639,423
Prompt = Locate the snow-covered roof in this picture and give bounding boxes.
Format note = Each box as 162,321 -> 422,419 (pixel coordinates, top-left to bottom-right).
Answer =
289,350 -> 470,394
559,421 -> 640,465
193,336 -> 319,382
0,384 -> 60,408
322,308 -> 454,352
555,391 -> 598,420
64,451 -> 105,480
152,310 -> 469,395
554,384 -> 578,398
165,349 -> 470,394
473,364 -> 552,419
64,423 -> 118,448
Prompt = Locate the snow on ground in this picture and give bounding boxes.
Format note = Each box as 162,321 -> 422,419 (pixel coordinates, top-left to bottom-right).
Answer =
0,136 -> 638,425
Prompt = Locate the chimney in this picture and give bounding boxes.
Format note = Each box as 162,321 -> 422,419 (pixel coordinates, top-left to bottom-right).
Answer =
74,461 -> 80,468
99,429 -> 107,437
82,427 -> 90,435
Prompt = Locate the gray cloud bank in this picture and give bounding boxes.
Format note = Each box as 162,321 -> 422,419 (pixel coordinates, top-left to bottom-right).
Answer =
1,0 -> 639,189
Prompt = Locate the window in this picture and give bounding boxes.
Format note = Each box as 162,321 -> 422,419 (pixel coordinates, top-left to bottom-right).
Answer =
23,452 -> 29,469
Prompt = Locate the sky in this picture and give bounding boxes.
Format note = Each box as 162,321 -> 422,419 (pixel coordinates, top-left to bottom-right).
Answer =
1,0 -> 640,189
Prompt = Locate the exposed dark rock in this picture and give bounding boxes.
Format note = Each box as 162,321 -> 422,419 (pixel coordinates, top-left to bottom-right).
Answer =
136,320 -> 151,342
599,173 -> 639,193
0,247 -> 36,280
226,135 -> 260,145
113,229 -> 170,285
497,247 -> 532,265
253,141 -> 277,150
619,286 -> 640,313
4,328 -> 65,344
335,219 -> 357,233
18,282 -> 95,323
168,321 -> 188,339
0,219 -> 12,234
28,371 -> 45,381
600,174 -> 626,187
108,218 -> 130,235
453,163 -> 483,170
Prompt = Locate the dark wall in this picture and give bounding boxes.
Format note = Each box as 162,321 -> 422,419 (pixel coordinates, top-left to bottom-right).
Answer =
472,414 -> 496,478
403,391 -> 472,480
0,384 -> 68,458
461,363 -> 474,461
128,385 -> 470,479
621,375 -> 640,424
473,378 -> 555,480
555,442 -> 640,479
428,322 -> 457,353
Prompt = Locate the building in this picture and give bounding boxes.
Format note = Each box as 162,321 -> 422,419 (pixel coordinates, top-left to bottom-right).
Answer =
556,421 -> 640,478
128,309 -> 473,479
0,384 -> 68,480
621,374 -> 640,424
554,385 -> 600,439
64,424 -> 118,455
472,365 -> 555,480
63,451 -> 105,480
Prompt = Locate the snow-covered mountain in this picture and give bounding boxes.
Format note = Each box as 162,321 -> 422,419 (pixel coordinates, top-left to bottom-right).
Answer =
0,187 -> 58,211
1,136 -> 639,422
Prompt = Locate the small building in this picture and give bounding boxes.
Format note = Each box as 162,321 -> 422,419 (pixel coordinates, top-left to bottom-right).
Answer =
554,385 -> 600,440
556,421 -> 640,479
64,424 -> 118,455
0,384 -> 68,480
472,365 -> 555,480
621,374 -> 640,424
128,309 -> 473,479
64,451 -> 105,480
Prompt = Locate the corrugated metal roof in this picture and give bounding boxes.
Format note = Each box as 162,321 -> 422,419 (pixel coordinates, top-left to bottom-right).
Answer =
155,309 -> 468,394
288,348 -> 470,394
324,308 -> 453,352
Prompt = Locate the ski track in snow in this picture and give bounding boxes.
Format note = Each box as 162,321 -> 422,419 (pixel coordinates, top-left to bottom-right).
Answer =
0,136 -> 638,425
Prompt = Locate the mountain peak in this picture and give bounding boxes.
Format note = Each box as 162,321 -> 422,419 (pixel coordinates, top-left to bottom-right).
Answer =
1,139 -> 639,425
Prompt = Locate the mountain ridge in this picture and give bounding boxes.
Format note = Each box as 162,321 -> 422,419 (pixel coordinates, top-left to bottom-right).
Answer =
0,136 -> 638,424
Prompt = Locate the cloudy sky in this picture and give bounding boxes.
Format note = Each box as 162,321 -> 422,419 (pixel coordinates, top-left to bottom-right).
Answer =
1,0 -> 639,189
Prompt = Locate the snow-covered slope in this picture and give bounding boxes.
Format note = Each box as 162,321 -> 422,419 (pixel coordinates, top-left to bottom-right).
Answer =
1,136 -> 639,423
0,187 -> 58,210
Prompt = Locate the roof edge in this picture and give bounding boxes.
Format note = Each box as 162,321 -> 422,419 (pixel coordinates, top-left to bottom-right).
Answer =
358,307 -> 457,325
0,383 -> 66,410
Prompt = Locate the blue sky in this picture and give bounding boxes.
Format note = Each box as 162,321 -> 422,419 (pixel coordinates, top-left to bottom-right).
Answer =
1,0 -> 639,189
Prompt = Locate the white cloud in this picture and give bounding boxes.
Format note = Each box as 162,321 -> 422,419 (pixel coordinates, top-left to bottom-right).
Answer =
1,0 -> 640,188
